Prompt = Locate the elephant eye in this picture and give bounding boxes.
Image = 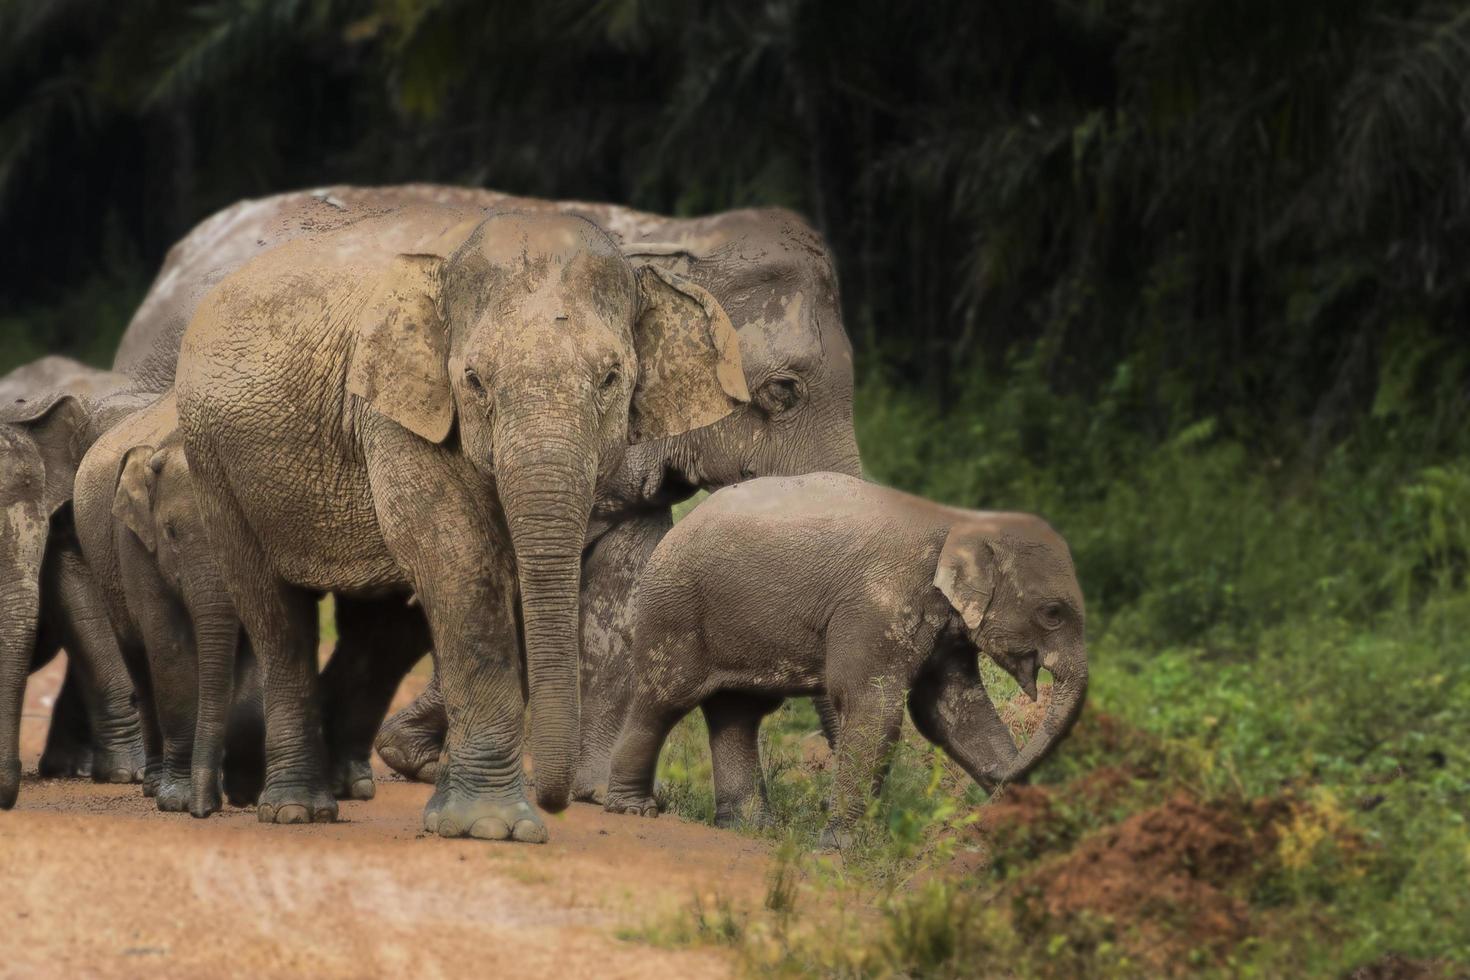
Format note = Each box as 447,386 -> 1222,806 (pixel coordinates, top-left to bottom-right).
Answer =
164,521 -> 178,541
463,368 -> 485,395
600,366 -> 622,392
755,376 -> 802,418
1037,603 -> 1065,630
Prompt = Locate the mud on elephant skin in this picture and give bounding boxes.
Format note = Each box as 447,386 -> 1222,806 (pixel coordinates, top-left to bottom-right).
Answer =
603,473 -> 1089,846
104,182 -> 861,801
1,360 -> 147,810
175,205 -> 747,841
74,393 -> 265,817
372,200 -> 864,797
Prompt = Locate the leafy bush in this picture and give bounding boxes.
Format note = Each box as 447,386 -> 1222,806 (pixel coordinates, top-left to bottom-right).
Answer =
644,354 -> 1470,975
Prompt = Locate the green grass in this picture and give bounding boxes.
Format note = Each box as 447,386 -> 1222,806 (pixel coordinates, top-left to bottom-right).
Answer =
636,361 -> 1470,977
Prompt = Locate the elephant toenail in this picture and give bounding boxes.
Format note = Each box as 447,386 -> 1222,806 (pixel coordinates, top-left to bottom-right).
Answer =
469,817 -> 511,840
276,804 -> 309,824
511,819 -> 548,844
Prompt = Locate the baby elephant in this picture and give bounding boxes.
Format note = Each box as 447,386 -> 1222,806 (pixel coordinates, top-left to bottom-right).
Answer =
74,394 -> 263,817
604,473 -> 1088,845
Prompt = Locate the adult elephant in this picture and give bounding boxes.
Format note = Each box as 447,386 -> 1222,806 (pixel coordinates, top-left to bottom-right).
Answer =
174,205 -> 747,841
0,357 -> 147,808
113,185 -> 863,801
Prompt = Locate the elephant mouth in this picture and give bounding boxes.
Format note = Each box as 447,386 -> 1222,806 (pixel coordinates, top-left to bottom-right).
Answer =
995,649 -> 1041,702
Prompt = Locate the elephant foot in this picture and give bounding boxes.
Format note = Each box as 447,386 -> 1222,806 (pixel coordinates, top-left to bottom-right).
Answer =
90,745 -> 145,785
604,792 -> 659,818
373,716 -> 442,784
156,777 -> 190,813
329,757 -> 376,801
714,802 -> 773,831
817,822 -> 852,852
572,781 -> 608,806
256,781 -> 338,824
572,758 -> 611,805
39,744 -> 93,779
423,787 -> 547,843
190,771 -> 223,819
141,758 -> 164,797
1,758 -> 19,810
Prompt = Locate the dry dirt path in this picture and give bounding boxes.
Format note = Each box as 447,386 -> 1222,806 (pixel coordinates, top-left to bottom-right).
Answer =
0,657 -> 768,978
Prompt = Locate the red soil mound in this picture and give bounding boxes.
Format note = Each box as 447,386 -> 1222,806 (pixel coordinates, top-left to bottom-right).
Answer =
1015,792 -> 1287,971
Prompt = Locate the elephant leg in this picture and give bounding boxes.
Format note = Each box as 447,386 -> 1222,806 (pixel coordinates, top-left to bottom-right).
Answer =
38,663 -> 92,778
116,528 -> 205,812
221,639 -> 264,807
247,579 -> 329,825
604,689 -> 688,819
703,691 -> 782,829
415,566 -> 545,843
373,671 -> 444,784
46,537 -> 146,785
821,616 -> 906,850
605,623 -> 707,820
320,595 -> 431,800
574,510 -> 672,804
192,465 -> 334,825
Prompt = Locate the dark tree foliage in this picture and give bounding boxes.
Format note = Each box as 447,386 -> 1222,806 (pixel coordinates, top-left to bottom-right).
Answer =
2,0 -> 1468,453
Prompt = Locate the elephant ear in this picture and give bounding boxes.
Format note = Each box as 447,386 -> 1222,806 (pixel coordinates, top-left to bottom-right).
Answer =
934,524 -> 997,632
629,265 -> 749,444
1,393 -> 90,517
346,253 -> 454,443
112,447 -> 158,553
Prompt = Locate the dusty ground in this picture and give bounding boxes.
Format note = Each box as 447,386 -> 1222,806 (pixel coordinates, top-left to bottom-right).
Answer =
0,656 -> 770,978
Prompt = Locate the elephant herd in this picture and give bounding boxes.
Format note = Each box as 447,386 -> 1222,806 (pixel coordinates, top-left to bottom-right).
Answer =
0,185 -> 1086,847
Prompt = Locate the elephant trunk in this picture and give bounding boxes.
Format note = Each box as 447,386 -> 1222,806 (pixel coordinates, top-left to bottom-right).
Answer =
991,642 -> 1088,784
186,575 -> 239,815
0,502 -> 47,809
909,653 -> 1019,791
495,422 -> 593,814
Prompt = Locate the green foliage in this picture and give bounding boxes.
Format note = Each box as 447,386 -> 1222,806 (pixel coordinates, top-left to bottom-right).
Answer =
639,356 -> 1470,975
3,0 -> 1467,972
5,0 -> 1470,451
0,271 -> 144,375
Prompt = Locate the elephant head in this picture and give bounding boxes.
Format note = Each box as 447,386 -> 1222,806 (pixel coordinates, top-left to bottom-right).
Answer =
112,433 -> 200,594
0,393 -> 91,809
912,515 -> 1089,790
346,210 -> 747,808
598,209 -> 861,510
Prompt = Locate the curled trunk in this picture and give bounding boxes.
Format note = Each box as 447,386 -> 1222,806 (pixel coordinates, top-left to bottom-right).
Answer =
911,641 -> 1088,790
993,645 -> 1088,783
909,652 -> 1019,790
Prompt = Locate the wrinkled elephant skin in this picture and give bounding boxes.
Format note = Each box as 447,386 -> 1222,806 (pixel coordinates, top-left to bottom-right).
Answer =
604,473 -> 1089,844
174,206 -> 746,841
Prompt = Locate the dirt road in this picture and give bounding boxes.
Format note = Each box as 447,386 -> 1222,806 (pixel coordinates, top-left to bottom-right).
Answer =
0,657 -> 767,978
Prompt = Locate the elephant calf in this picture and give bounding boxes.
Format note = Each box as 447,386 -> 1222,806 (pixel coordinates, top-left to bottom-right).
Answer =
604,472 -> 1089,846
74,393 -> 263,816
